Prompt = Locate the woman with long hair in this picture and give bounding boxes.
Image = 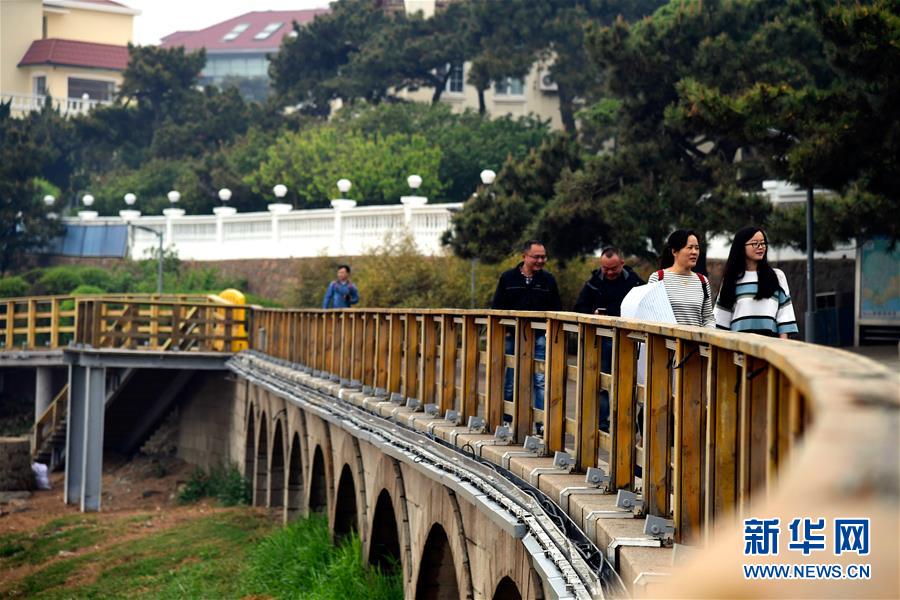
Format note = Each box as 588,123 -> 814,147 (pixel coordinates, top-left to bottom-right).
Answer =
714,226 -> 798,338
647,229 -> 715,327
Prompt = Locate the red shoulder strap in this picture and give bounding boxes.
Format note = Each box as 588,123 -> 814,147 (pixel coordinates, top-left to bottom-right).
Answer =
656,269 -> 664,280
696,273 -> 707,284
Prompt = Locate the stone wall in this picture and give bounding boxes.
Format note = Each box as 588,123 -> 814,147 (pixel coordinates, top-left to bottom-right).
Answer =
174,373 -> 242,470
0,437 -> 33,490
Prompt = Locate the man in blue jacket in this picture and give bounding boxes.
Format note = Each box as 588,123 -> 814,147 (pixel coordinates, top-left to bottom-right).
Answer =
322,265 -> 359,309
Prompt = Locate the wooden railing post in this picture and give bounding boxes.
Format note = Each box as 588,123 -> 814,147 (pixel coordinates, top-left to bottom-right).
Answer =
403,313 -> 419,401
577,325 -> 600,472
610,330 -> 636,491
420,315 -> 438,406
515,320 -> 534,442
387,314 -> 403,397
545,318 -> 566,453
644,334 -> 671,517
439,316 -> 457,415
673,340 -> 703,545
485,316 -> 505,430
460,315 -> 478,419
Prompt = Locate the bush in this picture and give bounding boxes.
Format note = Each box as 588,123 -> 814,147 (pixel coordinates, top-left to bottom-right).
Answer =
0,276 -> 29,298
34,266 -> 82,295
239,514 -> 402,600
177,464 -> 251,506
70,284 -> 106,296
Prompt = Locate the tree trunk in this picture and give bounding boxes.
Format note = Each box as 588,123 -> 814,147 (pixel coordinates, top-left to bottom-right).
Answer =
477,87 -> 486,114
557,83 -> 577,134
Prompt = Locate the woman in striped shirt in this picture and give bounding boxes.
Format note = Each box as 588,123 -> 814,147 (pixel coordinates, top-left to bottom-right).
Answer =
714,226 -> 799,338
647,229 -> 715,327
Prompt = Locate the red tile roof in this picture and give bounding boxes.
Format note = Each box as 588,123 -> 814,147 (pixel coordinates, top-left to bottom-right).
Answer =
18,38 -> 129,71
160,9 -> 329,53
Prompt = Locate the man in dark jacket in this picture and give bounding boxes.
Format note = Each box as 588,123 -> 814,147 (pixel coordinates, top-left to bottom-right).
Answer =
491,240 -> 561,419
573,247 -> 644,316
572,247 -> 644,432
491,240 -> 562,312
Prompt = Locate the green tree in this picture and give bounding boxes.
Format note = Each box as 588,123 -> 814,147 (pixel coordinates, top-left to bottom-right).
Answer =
118,44 -> 207,127
249,126 -> 444,207
669,0 -> 900,248
0,103 -> 62,273
269,0 -> 389,115
333,102 -> 549,202
443,133 -> 583,262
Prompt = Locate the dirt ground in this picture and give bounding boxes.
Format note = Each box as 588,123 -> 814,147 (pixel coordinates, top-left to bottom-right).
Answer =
0,454 -> 241,589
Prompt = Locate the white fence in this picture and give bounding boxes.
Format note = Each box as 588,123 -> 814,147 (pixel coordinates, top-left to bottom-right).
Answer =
2,92 -> 111,117
66,199 -> 463,260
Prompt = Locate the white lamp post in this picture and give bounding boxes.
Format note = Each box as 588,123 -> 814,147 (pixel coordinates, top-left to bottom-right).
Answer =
331,179 -> 356,255
470,169 -> 497,307
400,173 -> 428,226
163,189 -> 184,218
43,194 -> 57,220
214,187 -> 236,216
78,193 -> 98,221
268,183 -> 291,214
120,192 -> 141,221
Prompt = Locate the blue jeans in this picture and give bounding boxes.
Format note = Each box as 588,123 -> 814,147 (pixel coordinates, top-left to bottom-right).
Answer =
504,332 -> 546,410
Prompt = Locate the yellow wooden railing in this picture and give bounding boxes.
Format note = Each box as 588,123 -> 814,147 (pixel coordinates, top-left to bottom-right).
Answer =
3,296 -> 896,568
33,383 -> 68,459
247,307 -> 899,549
0,293 -> 243,351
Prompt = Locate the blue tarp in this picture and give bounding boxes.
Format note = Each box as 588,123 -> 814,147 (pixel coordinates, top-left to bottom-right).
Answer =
45,224 -> 128,258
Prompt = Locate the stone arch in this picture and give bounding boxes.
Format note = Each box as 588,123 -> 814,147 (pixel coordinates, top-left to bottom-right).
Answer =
255,414 -> 268,507
493,576 -> 522,600
368,489 -> 401,574
270,419 -> 286,509
308,445 -> 328,513
333,464 -> 358,542
415,524 -> 459,600
364,457 -> 413,586
244,405 -> 255,482
286,431 -> 304,521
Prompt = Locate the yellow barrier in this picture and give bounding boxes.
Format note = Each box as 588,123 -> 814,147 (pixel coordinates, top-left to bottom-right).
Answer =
215,288 -> 248,352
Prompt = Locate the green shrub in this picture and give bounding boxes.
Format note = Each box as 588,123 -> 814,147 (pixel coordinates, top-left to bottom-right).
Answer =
34,267 -> 81,295
177,464 -> 250,506
70,284 -> 106,296
239,514 -> 402,600
0,276 -> 29,298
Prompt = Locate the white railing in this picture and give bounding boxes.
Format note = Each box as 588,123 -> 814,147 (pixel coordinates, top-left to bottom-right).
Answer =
2,92 -> 111,117
65,200 -> 463,260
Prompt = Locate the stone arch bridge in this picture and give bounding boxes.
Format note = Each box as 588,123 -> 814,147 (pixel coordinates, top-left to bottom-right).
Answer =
0,295 -> 896,598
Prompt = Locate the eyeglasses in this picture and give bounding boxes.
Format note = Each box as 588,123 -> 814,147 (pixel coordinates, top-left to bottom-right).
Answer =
526,254 -> 547,261
745,241 -> 768,249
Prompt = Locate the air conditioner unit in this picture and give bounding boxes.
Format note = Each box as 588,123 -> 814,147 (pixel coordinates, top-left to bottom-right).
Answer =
539,70 -> 558,92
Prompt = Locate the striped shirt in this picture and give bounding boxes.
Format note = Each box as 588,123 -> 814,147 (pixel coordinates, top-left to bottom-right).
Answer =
714,269 -> 798,336
647,270 -> 715,327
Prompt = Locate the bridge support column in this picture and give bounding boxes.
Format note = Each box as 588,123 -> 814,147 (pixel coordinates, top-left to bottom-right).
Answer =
64,365 -> 106,511
34,366 -> 53,422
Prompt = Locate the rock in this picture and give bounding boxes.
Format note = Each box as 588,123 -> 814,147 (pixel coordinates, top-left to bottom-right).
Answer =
0,491 -> 32,503
0,437 -> 34,491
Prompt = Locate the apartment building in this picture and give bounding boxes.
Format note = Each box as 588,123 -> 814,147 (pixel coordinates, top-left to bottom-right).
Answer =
160,9 -> 328,102
0,0 -> 139,115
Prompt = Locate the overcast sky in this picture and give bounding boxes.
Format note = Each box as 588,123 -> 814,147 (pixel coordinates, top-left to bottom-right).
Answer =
127,0 -> 330,45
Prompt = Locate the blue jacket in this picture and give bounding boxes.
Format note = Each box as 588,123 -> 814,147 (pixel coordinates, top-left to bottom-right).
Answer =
322,280 -> 359,309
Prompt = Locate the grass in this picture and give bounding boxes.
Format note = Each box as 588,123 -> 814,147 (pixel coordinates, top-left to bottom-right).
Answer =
177,464 -> 251,507
0,510 -> 403,599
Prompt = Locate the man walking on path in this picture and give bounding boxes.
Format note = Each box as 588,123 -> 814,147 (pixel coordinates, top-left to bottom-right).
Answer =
573,247 -> 644,431
322,265 -> 359,309
491,240 -> 561,417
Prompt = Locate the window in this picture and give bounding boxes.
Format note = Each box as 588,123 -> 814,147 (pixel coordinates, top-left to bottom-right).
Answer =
445,62 -> 463,93
33,76 -> 47,96
494,76 -> 524,96
68,78 -> 114,101
253,22 -> 283,40
222,23 -> 250,42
